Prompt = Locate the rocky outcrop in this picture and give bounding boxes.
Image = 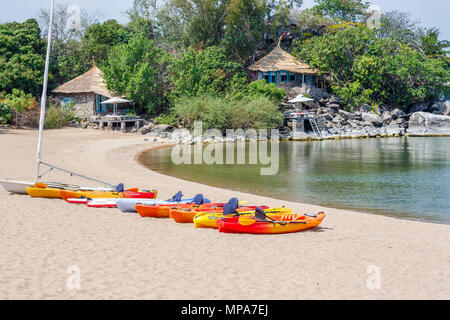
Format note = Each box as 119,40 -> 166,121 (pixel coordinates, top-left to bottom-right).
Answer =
361,112 -> 383,127
408,112 -> 450,136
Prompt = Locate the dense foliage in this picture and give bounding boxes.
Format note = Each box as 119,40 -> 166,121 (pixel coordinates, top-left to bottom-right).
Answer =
173,94 -> 283,130
0,0 -> 449,127
102,34 -> 171,115
293,25 -> 449,110
0,19 -> 45,95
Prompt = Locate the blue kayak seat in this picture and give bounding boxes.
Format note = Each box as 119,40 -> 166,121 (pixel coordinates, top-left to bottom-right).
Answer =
115,183 -> 124,193
193,194 -> 204,205
170,191 -> 183,202
222,197 -> 239,215
254,207 -> 266,220
203,198 -> 211,204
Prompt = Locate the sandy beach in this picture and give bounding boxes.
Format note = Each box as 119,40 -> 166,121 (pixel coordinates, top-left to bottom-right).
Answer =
0,127 -> 449,299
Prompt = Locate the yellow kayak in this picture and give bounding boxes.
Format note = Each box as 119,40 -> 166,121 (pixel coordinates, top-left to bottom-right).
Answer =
60,189 -> 157,199
26,186 -> 76,198
193,207 -> 294,229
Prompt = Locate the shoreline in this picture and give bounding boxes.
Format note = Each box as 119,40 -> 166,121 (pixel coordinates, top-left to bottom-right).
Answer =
136,142 -> 448,226
0,128 -> 449,299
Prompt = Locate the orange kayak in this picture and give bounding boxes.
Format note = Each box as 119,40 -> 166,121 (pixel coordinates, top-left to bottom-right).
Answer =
60,189 -> 157,200
135,202 -> 222,218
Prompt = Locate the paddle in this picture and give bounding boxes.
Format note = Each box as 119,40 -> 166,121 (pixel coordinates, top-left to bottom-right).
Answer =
253,207 -> 306,226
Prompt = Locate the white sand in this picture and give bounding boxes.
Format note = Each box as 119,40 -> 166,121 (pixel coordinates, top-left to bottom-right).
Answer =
0,127 -> 449,299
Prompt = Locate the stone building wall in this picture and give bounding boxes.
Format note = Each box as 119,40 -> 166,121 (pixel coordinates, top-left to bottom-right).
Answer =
55,93 -> 95,119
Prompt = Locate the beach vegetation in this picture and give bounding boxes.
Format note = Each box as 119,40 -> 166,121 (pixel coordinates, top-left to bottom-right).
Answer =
44,103 -> 76,129
0,99 -> 12,125
173,94 -> 283,131
2,89 -> 36,126
153,113 -> 178,126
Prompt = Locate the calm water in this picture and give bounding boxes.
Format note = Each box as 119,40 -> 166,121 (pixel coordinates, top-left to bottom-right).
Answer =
139,137 -> 450,224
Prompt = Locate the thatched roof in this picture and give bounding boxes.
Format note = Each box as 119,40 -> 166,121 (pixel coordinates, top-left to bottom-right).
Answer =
248,45 -> 318,75
52,65 -> 114,97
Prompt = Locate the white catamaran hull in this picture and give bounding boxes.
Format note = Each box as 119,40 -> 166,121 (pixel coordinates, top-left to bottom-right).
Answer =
0,180 -> 34,194
0,179 -> 115,195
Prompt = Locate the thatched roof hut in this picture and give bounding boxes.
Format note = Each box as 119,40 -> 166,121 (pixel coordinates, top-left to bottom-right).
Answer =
52,65 -> 113,98
247,40 -> 320,89
248,45 -> 318,75
52,65 -> 130,118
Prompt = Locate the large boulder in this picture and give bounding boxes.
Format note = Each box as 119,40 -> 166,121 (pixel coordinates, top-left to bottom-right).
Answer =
287,86 -> 328,101
361,112 -> 383,127
385,123 -> 402,136
408,112 -> 450,136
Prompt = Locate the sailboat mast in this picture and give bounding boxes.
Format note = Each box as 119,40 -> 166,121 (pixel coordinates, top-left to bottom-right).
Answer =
35,0 -> 55,182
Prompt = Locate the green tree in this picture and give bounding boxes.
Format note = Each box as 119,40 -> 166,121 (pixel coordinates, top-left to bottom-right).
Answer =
419,28 -> 450,58
170,45 -> 246,99
126,0 -> 158,39
315,0 -> 369,22
82,20 -> 131,64
102,34 -> 171,114
0,19 -> 46,95
222,0 -> 271,63
292,25 -> 449,109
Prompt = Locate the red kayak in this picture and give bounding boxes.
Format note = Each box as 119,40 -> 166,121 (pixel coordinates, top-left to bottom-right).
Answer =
217,211 -> 326,234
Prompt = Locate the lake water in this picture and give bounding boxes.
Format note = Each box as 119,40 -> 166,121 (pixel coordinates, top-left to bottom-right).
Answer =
139,137 -> 450,224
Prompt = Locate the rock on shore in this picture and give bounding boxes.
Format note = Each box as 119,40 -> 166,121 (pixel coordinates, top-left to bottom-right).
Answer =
408,112 -> 450,136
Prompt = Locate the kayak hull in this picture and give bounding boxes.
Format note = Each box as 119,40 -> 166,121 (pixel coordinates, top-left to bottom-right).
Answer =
27,187 -> 72,198
87,200 -> 117,208
193,207 -> 294,229
136,204 -> 175,218
60,189 -> 157,199
116,198 -> 194,213
136,202 -> 224,218
217,212 -> 326,234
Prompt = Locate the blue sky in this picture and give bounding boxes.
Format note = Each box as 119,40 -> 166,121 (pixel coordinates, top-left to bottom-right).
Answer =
1,0 -> 449,40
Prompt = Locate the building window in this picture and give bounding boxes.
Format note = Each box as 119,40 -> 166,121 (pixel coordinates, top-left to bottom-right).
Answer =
63,97 -> 72,108
95,94 -> 109,113
289,73 -> 296,82
280,71 -> 288,82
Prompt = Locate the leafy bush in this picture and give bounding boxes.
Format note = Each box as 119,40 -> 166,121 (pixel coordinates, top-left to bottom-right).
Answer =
230,78 -> 286,102
153,113 -> 178,126
229,96 -> 283,129
173,94 -> 282,131
0,102 -> 12,124
44,105 -> 75,129
2,89 -> 35,126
